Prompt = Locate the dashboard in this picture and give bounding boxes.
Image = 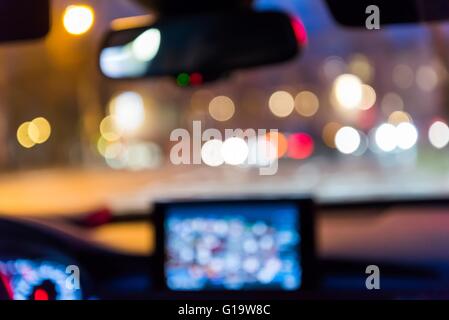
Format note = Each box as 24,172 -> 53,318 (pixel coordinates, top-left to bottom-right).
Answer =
0,217 -> 151,300
0,198 -> 315,300
2,198 -> 449,300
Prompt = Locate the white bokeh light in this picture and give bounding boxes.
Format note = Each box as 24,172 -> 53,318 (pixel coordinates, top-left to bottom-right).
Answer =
132,28 -> 161,62
375,123 -> 398,152
222,138 -> 249,166
429,121 -> 449,149
335,126 -> 361,155
201,140 -> 225,167
247,136 -> 278,167
396,122 -> 418,150
110,92 -> 145,134
333,74 -> 363,110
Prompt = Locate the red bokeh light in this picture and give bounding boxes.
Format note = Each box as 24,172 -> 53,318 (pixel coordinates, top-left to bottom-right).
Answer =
190,73 -> 203,86
288,133 -> 314,160
290,17 -> 308,45
357,107 -> 377,130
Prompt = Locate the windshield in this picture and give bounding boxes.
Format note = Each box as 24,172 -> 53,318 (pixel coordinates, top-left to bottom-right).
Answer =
0,0 -> 448,215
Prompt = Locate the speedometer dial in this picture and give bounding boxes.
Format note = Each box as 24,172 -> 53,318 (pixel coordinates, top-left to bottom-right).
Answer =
0,260 -> 82,300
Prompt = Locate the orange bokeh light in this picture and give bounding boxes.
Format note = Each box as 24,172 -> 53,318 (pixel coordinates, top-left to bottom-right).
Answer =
266,132 -> 288,158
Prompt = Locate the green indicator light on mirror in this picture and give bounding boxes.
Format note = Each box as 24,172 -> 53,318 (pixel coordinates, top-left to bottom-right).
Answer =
177,73 -> 190,87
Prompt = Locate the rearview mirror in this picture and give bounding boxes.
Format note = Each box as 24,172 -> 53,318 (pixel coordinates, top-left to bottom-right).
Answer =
99,11 -> 304,84
326,0 -> 449,27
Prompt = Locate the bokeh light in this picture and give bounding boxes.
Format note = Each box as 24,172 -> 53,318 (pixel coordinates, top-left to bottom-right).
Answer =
266,132 -> 288,158
126,143 -> 162,170
396,122 -> 418,150
17,118 -> 52,149
322,122 -> 342,149
97,136 -> 108,157
17,122 -> 35,149
388,111 -> 412,125
109,92 -> 145,134
247,136 -> 278,167
288,133 -> 314,160
416,66 -> 438,92
189,90 -> 214,120
100,116 -> 121,142
222,138 -> 249,166
104,142 -> 123,160
103,142 -> 162,170
209,96 -> 235,122
29,117 -> 51,144
322,56 -> 346,80
359,85 -> 377,110
105,155 -> 126,170
201,140 -> 225,167
63,5 -> 95,36
353,131 -> 369,156
375,123 -> 397,152
332,74 -> 363,110
176,73 -> 190,87
295,91 -> 319,117
132,28 -> 161,62
381,92 -> 404,116
269,91 -> 295,118
189,73 -> 203,86
429,121 -> 449,149
393,64 -> 414,89
335,126 -> 361,155
348,54 -> 374,83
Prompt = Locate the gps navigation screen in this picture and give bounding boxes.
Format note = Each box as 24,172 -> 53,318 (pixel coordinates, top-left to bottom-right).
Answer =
164,203 -> 301,291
